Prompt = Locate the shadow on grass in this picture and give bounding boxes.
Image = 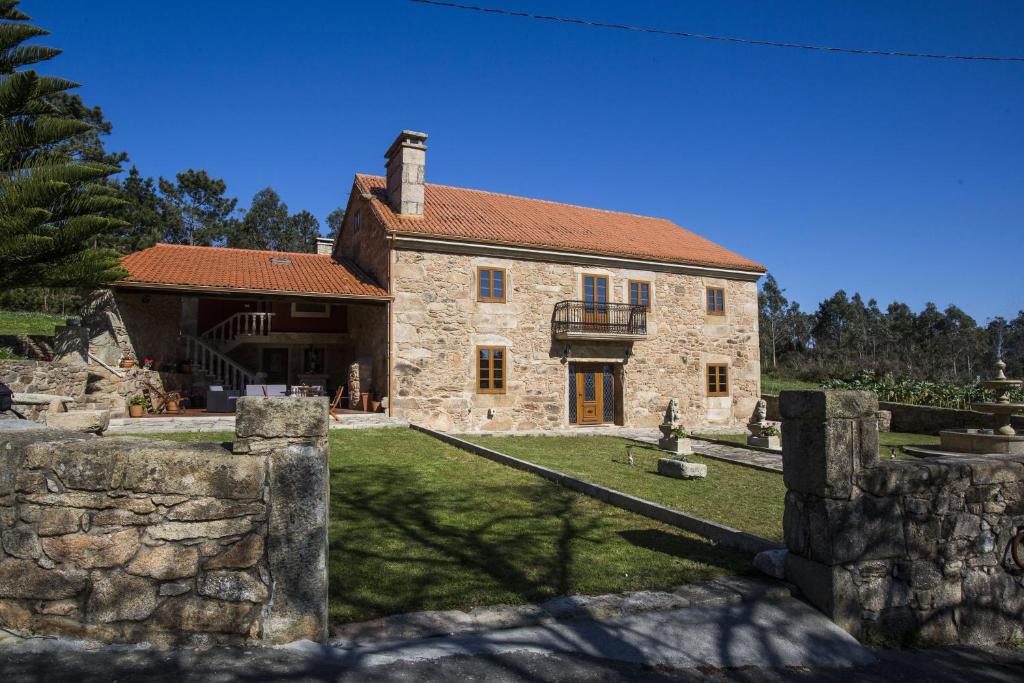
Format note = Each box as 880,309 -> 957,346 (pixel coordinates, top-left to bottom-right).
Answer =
328,461 -> 746,624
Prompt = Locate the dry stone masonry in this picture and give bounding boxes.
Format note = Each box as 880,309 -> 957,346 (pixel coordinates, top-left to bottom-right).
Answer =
781,390 -> 1024,645
0,397 -> 329,646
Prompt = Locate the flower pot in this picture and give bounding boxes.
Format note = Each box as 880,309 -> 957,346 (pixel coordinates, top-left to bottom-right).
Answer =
128,404 -> 145,418
370,400 -> 381,413
360,392 -> 370,412
122,359 -> 136,369
165,401 -> 179,413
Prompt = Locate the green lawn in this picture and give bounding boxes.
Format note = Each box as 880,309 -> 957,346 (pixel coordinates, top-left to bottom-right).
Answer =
0,309 -> 66,336
130,429 -> 751,624
760,375 -> 820,395
464,435 -> 785,542
693,431 -> 940,460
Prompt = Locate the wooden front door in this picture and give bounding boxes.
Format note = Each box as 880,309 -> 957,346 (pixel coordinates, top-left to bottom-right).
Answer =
571,363 -> 615,425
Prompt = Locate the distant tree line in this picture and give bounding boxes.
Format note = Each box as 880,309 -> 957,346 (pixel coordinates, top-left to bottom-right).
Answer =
759,273 -> 1024,382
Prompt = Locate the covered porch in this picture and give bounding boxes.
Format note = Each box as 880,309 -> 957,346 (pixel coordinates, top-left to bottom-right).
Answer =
83,243 -> 392,417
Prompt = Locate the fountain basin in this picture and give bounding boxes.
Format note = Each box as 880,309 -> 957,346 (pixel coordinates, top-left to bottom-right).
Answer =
939,428 -> 1024,455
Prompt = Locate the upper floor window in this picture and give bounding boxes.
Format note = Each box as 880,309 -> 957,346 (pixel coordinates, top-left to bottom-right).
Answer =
706,287 -> 726,315
477,267 -> 506,303
707,364 -> 729,397
291,301 -> 331,318
477,346 -> 507,394
629,280 -> 651,311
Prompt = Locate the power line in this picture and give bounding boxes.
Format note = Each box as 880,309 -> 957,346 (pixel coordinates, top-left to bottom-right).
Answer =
410,0 -> 1024,63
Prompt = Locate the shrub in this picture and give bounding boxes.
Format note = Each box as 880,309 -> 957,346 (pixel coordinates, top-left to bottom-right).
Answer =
821,370 -> 1023,410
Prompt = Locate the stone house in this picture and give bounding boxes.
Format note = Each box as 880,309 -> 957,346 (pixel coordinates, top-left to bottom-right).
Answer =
79,130 -> 765,431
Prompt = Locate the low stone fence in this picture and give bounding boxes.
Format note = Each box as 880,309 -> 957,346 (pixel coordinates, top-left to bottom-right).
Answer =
764,392 -> 1023,435
781,390 -> 1024,645
0,397 -> 329,646
0,360 -> 90,420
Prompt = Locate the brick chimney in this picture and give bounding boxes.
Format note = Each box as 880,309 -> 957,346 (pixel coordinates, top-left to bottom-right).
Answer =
384,130 -> 428,217
315,236 -> 333,255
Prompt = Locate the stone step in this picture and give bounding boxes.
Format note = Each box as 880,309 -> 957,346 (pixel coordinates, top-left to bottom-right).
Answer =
106,414 -> 409,434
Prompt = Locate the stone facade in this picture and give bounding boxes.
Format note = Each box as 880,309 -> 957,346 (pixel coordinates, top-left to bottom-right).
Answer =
0,398 -> 329,645
781,390 -> 1024,645
388,249 -> 760,432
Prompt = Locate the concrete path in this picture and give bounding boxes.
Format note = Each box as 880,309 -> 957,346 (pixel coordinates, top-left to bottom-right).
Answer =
106,412 -> 407,434
616,429 -> 785,473
318,598 -> 872,671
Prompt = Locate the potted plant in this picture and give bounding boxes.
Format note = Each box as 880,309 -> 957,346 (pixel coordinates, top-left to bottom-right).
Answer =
164,391 -> 182,413
142,358 -> 155,371
127,394 -> 147,417
121,354 -> 136,369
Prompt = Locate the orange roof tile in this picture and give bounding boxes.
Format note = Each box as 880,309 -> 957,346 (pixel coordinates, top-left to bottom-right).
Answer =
117,244 -> 389,299
355,174 -> 764,272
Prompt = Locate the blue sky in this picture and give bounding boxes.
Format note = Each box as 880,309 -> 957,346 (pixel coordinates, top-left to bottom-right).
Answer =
31,1 -> 1024,321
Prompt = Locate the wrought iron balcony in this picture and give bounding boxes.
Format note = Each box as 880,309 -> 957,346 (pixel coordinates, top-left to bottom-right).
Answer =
552,300 -> 648,341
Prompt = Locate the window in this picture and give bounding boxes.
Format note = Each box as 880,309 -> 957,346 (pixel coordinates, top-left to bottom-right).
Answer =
582,274 -> 609,312
477,267 -> 506,303
291,302 -> 331,318
629,280 -> 651,311
477,346 -> 507,394
706,287 -> 726,315
707,364 -> 729,397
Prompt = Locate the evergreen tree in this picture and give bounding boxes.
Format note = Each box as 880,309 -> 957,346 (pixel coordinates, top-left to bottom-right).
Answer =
0,0 -> 126,289
282,209 -> 319,253
326,206 -> 345,240
157,169 -> 237,246
228,187 -> 319,252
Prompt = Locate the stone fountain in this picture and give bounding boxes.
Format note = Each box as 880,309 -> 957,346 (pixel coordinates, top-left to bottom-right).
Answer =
939,360 -> 1024,455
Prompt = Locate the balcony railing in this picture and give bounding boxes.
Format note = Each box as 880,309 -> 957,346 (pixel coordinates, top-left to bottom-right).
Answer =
552,300 -> 648,340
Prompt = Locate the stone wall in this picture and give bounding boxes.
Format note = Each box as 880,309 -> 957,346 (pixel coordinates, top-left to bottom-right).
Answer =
0,360 -> 90,420
81,289 -> 183,369
764,393 -> 1024,435
390,249 -> 760,432
0,397 -> 329,645
781,390 -> 1024,645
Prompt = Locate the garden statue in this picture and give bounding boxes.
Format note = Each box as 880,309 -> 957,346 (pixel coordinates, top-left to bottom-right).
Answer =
658,397 -> 693,455
655,398 -> 705,479
747,398 -> 781,450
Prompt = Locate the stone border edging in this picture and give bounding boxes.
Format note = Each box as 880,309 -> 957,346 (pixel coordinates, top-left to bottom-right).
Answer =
412,424 -> 781,556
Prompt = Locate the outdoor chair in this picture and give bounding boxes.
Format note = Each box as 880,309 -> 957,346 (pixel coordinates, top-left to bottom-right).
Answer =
206,388 -> 239,413
329,385 -> 346,421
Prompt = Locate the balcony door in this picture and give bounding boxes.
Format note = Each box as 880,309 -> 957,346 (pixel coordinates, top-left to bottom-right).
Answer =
582,274 -> 609,329
570,363 -> 616,425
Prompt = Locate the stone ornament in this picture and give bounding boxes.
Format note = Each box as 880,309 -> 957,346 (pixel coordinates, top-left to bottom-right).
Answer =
747,398 -> 780,450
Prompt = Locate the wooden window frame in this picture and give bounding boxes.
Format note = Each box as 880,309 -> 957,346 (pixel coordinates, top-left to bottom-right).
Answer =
291,302 -> 331,318
477,267 -> 507,303
476,345 -> 507,394
628,280 -> 651,311
706,287 -> 726,316
706,364 -> 730,397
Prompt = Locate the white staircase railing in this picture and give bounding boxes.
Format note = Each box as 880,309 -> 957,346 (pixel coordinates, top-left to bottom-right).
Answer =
183,335 -> 257,390
201,312 -> 274,344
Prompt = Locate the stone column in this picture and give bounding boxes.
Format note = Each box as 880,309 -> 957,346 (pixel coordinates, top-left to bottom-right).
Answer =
780,390 -> 883,633
234,397 -> 330,643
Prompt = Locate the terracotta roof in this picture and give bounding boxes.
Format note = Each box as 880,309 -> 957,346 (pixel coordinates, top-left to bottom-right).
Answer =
117,244 -> 389,299
355,174 -> 764,272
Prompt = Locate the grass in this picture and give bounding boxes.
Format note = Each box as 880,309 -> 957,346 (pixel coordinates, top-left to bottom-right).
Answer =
760,375 -> 820,395
464,435 -> 786,542
0,309 -> 66,336
693,431 -> 940,460
130,429 -> 751,624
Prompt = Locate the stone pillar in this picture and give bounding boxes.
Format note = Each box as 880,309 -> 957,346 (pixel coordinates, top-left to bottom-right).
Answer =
781,390 -> 881,633
234,397 -> 330,643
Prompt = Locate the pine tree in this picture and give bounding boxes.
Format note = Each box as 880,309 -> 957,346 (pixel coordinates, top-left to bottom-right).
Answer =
157,169 -> 238,246
0,0 -> 126,289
